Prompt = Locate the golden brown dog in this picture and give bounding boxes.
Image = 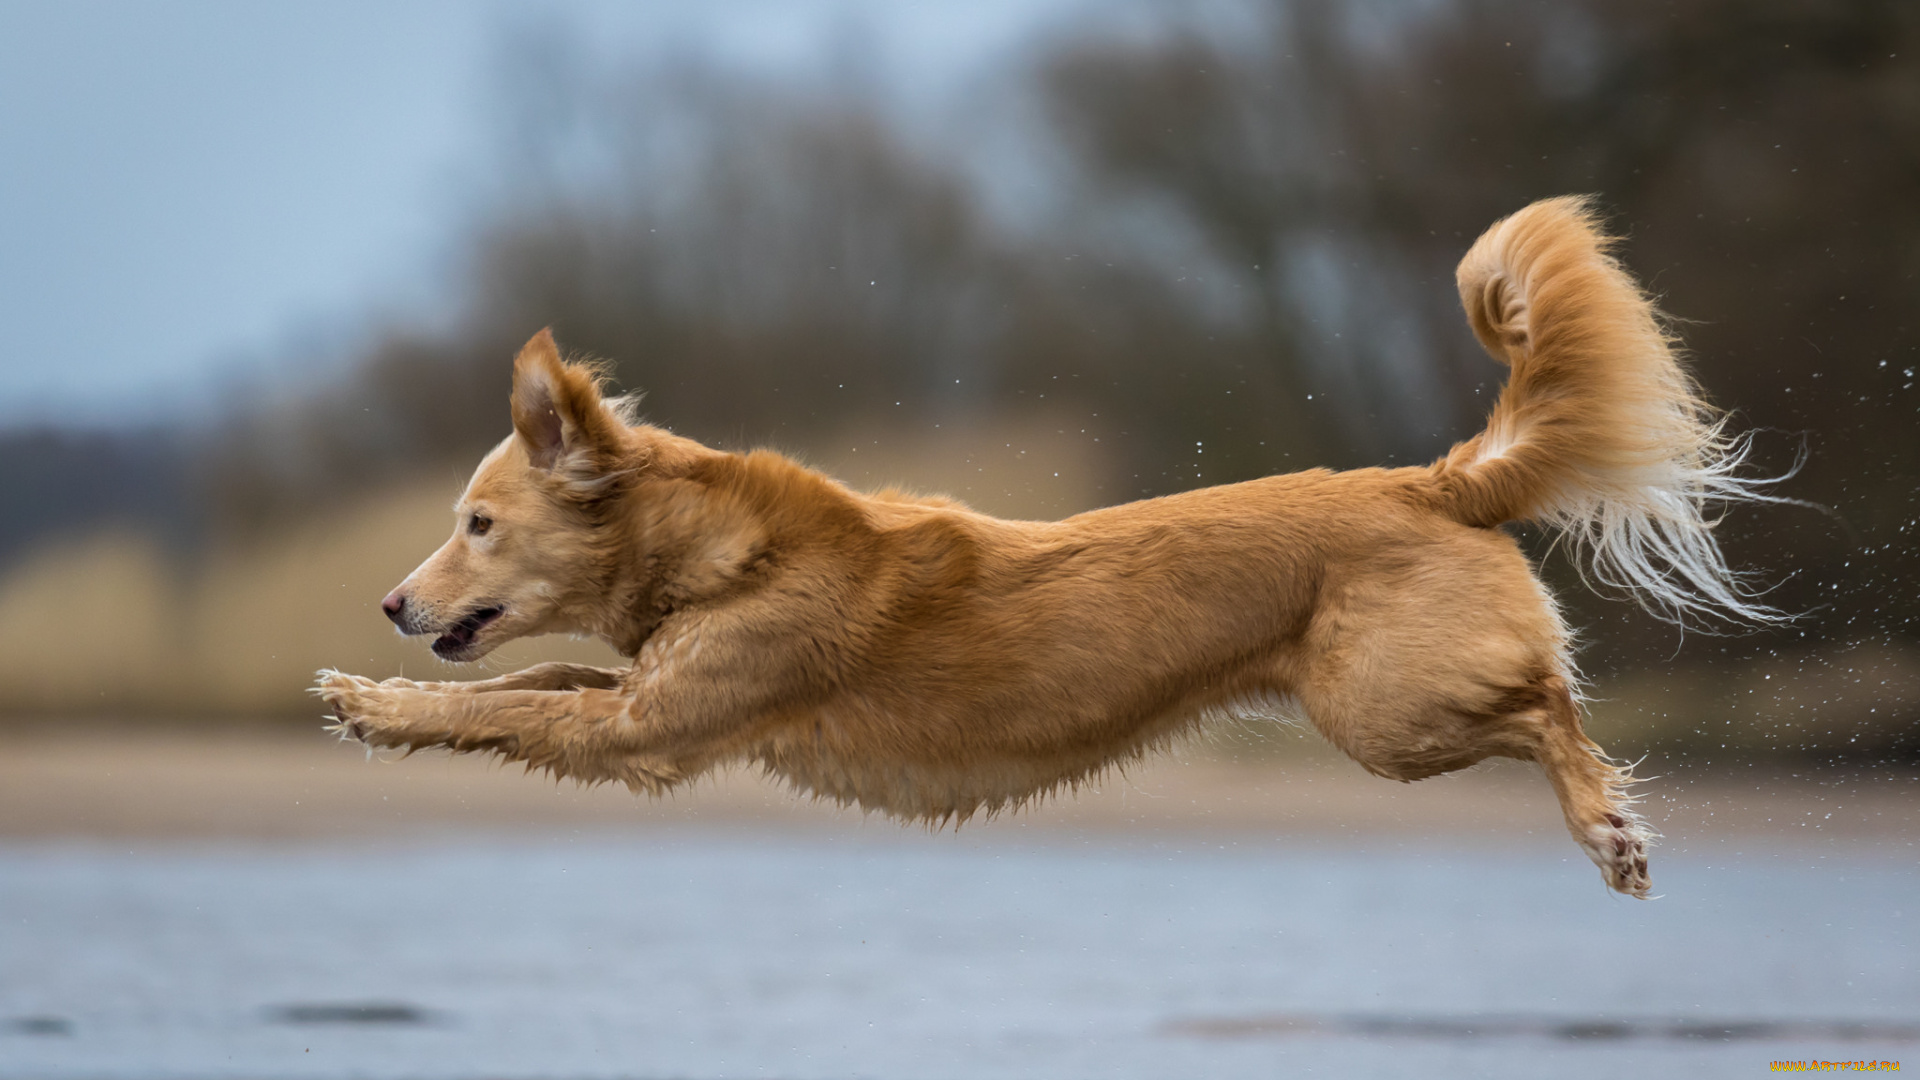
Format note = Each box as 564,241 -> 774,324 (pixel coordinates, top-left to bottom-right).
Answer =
317,197 -> 1781,897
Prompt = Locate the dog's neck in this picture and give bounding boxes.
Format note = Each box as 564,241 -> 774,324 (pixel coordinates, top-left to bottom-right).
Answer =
586,434 -> 867,658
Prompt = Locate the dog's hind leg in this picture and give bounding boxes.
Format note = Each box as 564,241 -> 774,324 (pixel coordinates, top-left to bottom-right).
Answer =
1300,663 -> 1653,897
1513,676 -> 1654,897
1288,535 -> 1654,896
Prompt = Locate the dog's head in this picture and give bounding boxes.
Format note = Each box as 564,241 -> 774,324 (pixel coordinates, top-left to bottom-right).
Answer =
380,329 -> 642,662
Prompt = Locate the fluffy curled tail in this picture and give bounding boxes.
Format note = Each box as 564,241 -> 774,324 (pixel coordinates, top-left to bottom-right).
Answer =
1431,196 -> 1787,625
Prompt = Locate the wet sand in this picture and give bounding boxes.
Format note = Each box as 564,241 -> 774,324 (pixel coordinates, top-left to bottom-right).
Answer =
2,725 -> 1913,850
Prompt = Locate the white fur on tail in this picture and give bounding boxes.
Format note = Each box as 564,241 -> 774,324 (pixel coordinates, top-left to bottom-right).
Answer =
1436,196 -> 1788,625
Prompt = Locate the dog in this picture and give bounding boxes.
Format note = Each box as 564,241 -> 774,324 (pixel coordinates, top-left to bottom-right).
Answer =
317,197 -> 1781,897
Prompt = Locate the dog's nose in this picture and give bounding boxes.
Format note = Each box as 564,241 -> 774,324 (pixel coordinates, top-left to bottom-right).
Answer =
381,589 -> 407,623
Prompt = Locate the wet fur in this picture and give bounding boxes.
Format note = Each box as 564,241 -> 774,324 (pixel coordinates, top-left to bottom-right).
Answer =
318,198 -> 1778,897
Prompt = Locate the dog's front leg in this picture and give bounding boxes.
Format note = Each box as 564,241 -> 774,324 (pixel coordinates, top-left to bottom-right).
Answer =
319,606 -> 817,792
370,662 -> 628,695
315,671 -> 684,792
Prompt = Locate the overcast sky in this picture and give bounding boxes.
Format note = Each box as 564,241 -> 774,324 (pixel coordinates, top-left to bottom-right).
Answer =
0,0 -> 1081,430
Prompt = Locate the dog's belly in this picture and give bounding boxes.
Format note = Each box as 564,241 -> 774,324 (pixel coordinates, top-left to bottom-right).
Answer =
749,689 -> 1302,822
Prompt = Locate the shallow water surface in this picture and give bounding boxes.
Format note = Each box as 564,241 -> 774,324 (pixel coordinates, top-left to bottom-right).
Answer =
1,833 -> 1912,1078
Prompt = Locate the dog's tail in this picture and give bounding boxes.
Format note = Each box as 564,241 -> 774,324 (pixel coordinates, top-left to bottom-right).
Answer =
1429,196 -> 1786,625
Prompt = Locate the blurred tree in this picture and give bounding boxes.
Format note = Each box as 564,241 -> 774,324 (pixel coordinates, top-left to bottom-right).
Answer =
201,59 -> 1323,530
1038,0 -> 1918,672
0,428 -> 198,567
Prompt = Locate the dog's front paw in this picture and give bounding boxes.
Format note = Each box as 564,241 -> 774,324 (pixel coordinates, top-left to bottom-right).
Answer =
313,670 -> 408,747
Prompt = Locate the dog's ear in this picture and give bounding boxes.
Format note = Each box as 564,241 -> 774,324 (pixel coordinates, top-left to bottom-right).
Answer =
510,329 -> 623,472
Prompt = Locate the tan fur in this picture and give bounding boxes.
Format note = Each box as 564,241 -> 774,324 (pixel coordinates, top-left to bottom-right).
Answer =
317,200 -> 1780,897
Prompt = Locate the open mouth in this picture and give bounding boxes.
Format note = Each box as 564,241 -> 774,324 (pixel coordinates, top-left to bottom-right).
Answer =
431,605 -> 505,659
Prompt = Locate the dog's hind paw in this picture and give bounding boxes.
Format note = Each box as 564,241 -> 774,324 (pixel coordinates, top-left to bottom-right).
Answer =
1580,814 -> 1654,898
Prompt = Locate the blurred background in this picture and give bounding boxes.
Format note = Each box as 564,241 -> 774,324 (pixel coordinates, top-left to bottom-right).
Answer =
1,1 -> 1916,1077
2,0 -> 1915,758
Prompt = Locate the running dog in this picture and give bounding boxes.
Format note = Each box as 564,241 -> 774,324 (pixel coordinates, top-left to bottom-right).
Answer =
317,197 -> 1781,897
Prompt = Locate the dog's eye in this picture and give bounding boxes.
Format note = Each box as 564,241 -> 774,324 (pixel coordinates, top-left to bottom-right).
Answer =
468,514 -> 493,537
